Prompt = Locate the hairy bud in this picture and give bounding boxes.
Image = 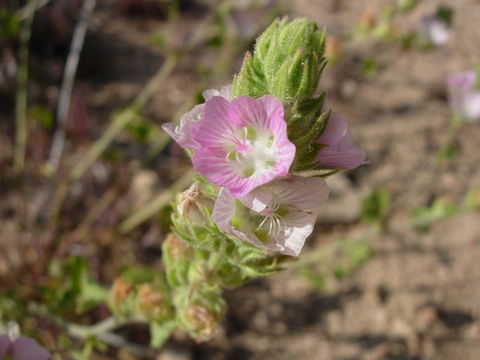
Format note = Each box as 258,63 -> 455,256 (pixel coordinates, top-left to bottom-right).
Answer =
137,284 -> 173,323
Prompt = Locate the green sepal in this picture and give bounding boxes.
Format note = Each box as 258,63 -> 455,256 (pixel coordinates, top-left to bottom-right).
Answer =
162,234 -> 194,287
174,285 -> 226,341
232,17 -> 326,103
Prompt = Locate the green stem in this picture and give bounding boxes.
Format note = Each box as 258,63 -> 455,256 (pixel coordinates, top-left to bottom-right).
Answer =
14,0 -> 37,172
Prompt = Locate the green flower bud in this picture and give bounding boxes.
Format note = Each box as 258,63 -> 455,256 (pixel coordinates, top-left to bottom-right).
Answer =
136,284 -> 174,323
109,277 -> 137,317
232,17 -> 326,104
162,233 -> 194,287
174,286 -> 226,341
177,183 -> 214,226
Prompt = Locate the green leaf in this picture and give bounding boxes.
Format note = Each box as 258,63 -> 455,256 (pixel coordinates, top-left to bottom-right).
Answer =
411,198 -> 459,232
362,189 -> 391,224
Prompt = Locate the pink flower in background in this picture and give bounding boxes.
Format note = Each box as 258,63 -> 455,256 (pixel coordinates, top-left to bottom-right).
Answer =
192,95 -> 295,198
0,334 -> 50,360
420,17 -> 451,46
213,176 -> 329,256
162,85 -> 231,150
316,112 -> 367,170
447,70 -> 480,122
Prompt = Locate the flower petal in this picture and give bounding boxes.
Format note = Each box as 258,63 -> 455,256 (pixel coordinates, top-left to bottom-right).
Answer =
192,150 -> 246,192
447,71 -> 476,89
192,96 -> 239,150
203,84 -> 232,101
162,104 -> 204,150
463,92 -> 480,122
239,185 -> 273,212
12,337 -> 50,360
272,176 -> 329,211
280,211 -> 317,256
317,112 -> 348,147
0,335 -> 11,358
318,148 -> 367,169
212,188 -> 267,249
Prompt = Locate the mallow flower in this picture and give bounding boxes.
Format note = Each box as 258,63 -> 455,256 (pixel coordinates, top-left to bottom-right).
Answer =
420,17 -> 451,46
0,333 -> 50,360
316,112 -> 367,170
447,70 -> 480,123
162,85 -> 231,150
191,95 -> 296,198
212,176 -> 329,256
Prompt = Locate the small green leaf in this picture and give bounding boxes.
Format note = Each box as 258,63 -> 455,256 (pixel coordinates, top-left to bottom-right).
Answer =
411,198 -> 459,232
362,189 -> 391,224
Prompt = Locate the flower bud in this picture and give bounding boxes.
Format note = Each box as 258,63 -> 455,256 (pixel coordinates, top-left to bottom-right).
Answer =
136,284 -> 174,323
177,183 -> 214,226
109,277 -> 135,317
162,233 -> 194,287
232,17 -> 326,103
175,286 -> 226,341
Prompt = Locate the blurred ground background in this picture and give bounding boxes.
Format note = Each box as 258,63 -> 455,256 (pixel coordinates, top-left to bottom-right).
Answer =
1,0 -> 480,359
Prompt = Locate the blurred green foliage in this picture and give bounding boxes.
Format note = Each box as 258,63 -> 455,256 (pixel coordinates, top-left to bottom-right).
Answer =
361,189 -> 391,228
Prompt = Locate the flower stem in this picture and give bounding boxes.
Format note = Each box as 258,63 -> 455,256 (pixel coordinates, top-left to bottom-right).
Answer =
13,0 -> 37,172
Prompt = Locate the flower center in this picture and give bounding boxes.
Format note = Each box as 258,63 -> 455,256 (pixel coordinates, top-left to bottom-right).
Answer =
225,127 -> 277,178
255,195 -> 286,239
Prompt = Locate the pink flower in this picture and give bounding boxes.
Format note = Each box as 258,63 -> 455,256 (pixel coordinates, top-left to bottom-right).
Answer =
447,71 -> 480,122
316,112 -> 367,170
420,17 -> 451,46
162,85 -> 231,150
0,334 -> 50,360
192,95 -> 296,198
213,176 -> 329,256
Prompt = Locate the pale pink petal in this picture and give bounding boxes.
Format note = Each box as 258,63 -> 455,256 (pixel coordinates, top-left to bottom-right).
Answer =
212,188 -> 236,232
192,96 -> 239,150
317,148 -> 367,169
239,186 -> 273,212
463,92 -> 480,122
228,96 -> 269,130
162,104 -> 204,150
447,71 -> 476,89
271,176 -> 329,211
316,112 -> 366,170
280,211 -> 317,256
192,150 -> 246,191
0,335 -> 12,358
317,112 -> 348,147
212,188 -> 267,250
203,84 -> 232,101
421,17 -> 451,46
11,337 -> 50,360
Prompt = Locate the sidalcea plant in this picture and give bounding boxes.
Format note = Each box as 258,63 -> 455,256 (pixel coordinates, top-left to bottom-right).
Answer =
111,17 -> 366,346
